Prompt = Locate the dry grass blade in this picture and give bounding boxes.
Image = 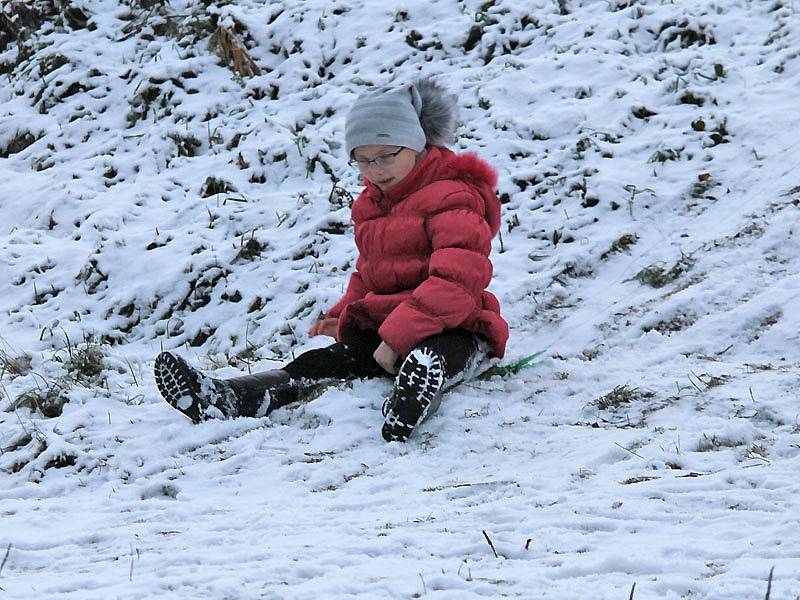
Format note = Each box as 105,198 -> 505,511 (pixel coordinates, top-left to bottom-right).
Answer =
594,384 -> 655,410
482,530 -> 500,558
0,543 -> 10,577
129,543 -> 139,582
209,27 -> 261,77
764,566 -> 774,600
0,351 -> 32,378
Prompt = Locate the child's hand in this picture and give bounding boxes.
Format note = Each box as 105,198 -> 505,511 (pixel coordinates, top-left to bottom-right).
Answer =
309,318 -> 338,338
373,341 -> 399,375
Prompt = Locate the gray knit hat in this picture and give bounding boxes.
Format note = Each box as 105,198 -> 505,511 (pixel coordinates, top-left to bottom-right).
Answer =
345,78 -> 458,156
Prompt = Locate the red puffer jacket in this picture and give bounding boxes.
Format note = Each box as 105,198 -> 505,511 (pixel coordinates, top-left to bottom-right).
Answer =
326,146 -> 508,358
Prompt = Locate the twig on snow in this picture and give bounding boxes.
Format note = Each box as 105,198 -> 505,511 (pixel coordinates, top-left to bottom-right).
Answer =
0,543 -> 10,576
764,566 -> 774,600
614,442 -> 646,460
422,479 -> 517,492
715,344 -> 733,356
129,543 -> 140,582
482,530 -> 500,559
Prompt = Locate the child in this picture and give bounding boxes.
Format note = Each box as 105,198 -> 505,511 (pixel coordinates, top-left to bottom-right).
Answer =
154,78 -> 508,442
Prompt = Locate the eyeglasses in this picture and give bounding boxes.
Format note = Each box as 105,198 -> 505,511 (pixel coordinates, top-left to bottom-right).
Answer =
348,147 -> 404,169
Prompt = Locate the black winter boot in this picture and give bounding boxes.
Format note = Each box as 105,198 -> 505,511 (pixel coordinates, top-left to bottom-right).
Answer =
154,352 -> 297,423
381,347 -> 446,442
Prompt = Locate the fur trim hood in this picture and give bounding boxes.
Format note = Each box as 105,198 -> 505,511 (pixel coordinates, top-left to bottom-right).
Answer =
437,150 -> 501,235
362,146 -> 501,236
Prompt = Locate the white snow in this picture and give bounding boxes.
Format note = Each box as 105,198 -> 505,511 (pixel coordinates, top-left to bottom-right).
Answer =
1,0 -> 800,598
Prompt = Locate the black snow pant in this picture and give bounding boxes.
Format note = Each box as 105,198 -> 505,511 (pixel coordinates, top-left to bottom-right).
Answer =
227,329 -> 482,415
282,328 -> 480,382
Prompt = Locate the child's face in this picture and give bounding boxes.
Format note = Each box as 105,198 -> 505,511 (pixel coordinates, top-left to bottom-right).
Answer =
352,145 -> 418,192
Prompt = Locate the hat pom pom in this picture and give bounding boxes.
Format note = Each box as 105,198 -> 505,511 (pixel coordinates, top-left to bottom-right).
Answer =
414,78 -> 458,147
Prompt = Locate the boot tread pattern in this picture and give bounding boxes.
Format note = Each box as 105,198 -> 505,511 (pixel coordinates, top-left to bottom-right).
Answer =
382,348 -> 445,442
154,352 -> 205,423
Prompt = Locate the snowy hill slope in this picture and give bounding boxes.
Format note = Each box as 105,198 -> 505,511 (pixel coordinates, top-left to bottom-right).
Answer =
1,0 -> 799,598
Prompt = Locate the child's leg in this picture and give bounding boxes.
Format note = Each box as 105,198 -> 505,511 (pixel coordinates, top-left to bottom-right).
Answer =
228,328 -> 388,414
282,329 -> 387,380
411,329 -> 482,383
381,329 -> 483,442
155,329 -> 387,422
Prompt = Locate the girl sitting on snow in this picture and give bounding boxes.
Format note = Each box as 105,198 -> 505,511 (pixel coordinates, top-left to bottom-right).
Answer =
154,78 -> 508,442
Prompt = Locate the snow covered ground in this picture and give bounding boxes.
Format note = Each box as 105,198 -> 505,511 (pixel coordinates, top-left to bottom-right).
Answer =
1,0 -> 799,597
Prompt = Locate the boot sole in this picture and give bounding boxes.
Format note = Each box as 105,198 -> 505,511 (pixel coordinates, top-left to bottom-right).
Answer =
154,352 -> 203,423
381,349 -> 445,442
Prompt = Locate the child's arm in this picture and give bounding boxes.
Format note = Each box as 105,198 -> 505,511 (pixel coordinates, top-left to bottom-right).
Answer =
326,270 -> 367,319
310,269 -> 368,338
